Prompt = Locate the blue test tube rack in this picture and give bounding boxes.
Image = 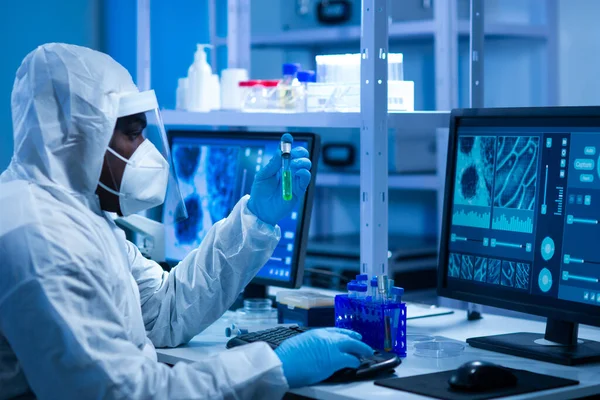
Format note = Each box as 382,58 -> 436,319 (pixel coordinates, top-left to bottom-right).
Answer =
334,295 -> 407,357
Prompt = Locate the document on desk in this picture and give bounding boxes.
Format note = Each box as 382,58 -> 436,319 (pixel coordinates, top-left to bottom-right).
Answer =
405,302 -> 454,320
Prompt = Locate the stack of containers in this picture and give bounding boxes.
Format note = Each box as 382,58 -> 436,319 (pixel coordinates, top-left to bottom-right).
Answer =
308,53 -> 413,112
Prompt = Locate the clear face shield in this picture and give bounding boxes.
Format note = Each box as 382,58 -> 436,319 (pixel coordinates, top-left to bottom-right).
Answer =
116,90 -> 188,224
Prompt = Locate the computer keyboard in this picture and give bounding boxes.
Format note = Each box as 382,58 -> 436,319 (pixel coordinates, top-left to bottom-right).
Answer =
226,325 -> 401,382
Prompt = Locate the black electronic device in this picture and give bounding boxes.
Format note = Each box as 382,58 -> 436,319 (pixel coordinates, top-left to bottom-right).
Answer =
226,325 -> 401,382
438,106 -> 600,365
316,0 -> 352,25
448,361 -> 518,392
321,143 -> 355,167
164,131 -> 320,290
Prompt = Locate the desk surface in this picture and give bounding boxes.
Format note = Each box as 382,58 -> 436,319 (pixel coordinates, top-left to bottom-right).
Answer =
155,309 -> 600,400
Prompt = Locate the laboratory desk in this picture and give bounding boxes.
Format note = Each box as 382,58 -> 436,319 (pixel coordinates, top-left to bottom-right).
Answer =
155,310 -> 600,399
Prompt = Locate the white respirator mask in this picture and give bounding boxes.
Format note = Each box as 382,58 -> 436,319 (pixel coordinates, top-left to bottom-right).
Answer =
98,139 -> 170,216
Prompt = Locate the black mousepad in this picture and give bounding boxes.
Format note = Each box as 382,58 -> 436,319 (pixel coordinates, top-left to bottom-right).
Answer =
374,368 -> 579,400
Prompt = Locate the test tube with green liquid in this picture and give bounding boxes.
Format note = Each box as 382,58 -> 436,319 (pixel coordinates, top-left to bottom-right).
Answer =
281,135 -> 293,201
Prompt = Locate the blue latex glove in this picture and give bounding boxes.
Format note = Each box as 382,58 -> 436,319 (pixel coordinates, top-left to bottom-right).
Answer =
274,328 -> 374,388
248,134 -> 312,225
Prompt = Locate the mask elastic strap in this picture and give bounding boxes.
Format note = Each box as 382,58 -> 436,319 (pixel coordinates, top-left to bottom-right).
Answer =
106,146 -> 130,164
98,181 -> 124,197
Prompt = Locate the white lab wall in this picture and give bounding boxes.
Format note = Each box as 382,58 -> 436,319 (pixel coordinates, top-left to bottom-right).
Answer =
558,0 -> 600,106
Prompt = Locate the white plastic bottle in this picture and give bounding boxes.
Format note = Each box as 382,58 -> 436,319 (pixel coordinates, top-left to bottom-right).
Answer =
176,77 -> 189,110
187,44 -> 212,112
210,74 -> 220,111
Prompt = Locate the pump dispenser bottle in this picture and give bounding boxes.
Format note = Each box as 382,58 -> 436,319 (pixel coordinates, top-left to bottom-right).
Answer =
188,44 -> 213,112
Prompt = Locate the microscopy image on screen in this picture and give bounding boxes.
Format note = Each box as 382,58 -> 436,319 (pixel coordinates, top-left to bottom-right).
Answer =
501,261 -> 516,287
461,255 -> 474,280
515,263 -> 531,290
487,259 -> 501,284
494,137 -> 538,210
454,136 -> 496,207
492,137 -> 539,234
174,146 -> 201,183
172,145 -> 241,247
448,253 -> 461,278
474,257 -> 487,282
206,147 -> 240,223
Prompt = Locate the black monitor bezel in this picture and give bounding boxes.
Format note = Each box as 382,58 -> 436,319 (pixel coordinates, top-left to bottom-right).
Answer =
167,130 -> 321,289
438,106 -> 600,328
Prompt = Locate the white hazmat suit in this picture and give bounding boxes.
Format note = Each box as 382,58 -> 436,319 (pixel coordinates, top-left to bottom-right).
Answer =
0,43 -> 289,399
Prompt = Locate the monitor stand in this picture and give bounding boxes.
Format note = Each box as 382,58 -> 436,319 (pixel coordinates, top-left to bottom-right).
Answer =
467,318 -> 600,365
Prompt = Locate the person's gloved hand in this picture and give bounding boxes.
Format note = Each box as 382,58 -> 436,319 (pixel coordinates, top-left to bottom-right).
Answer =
248,134 -> 312,226
274,328 -> 374,388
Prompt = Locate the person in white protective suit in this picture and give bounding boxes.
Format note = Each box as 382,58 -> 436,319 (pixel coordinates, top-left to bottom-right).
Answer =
0,43 -> 374,399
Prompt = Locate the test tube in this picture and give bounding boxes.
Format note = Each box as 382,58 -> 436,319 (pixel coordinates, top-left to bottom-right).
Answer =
370,277 -> 379,301
387,279 -> 395,301
391,287 -> 405,304
281,134 -> 293,201
347,281 -> 358,299
377,275 -> 389,305
356,283 -> 368,300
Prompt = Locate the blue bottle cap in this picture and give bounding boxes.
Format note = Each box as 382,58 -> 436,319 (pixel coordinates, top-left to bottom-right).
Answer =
370,277 -> 378,287
297,70 -> 313,83
282,63 -> 301,76
356,274 -> 368,282
347,282 -> 358,291
356,283 -> 368,292
392,286 -> 405,296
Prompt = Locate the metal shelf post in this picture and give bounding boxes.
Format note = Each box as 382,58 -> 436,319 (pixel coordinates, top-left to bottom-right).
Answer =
136,0 -> 151,91
360,0 -> 389,278
227,0 -> 251,73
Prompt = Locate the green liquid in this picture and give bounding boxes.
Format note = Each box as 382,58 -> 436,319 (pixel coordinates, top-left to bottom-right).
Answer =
282,169 -> 293,201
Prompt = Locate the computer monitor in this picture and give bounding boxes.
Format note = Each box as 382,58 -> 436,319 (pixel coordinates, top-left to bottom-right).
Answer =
438,106 -> 600,365
163,130 -> 320,289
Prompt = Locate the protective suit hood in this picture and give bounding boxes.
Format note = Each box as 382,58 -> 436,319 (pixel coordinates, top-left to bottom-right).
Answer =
8,43 -> 139,202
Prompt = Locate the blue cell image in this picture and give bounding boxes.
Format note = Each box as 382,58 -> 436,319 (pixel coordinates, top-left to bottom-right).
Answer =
487,259 -> 501,284
515,263 -> 531,290
461,255 -> 474,280
206,147 -> 240,223
448,253 -> 461,278
174,145 -> 201,182
474,257 -> 487,282
501,261 -> 516,287
454,136 -> 496,207
494,136 -> 539,210
175,194 -> 202,244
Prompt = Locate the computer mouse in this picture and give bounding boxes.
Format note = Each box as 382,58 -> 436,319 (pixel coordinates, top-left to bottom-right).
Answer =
448,361 -> 518,392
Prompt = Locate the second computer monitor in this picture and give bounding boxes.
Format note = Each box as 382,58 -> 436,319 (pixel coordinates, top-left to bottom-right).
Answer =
163,131 -> 320,289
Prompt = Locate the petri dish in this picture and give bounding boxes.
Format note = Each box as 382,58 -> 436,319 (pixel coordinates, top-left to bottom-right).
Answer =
406,334 -> 435,349
414,341 -> 465,358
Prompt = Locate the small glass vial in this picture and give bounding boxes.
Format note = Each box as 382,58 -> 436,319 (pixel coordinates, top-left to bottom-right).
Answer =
356,283 -> 368,300
370,277 -> 379,302
347,281 -> 358,299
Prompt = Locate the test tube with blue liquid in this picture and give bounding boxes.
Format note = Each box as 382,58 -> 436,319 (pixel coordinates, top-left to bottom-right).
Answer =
281,134 -> 293,201
370,277 -> 379,301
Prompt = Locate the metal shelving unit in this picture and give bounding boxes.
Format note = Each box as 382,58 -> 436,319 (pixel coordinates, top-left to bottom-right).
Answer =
161,110 -> 449,130
251,21 -> 551,47
136,0 -> 552,279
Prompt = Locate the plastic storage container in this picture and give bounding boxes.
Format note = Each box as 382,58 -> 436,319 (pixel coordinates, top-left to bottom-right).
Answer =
335,294 -> 407,356
240,80 -> 279,112
278,63 -> 302,111
277,290 -> 335,327
234,298 -> 278,325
